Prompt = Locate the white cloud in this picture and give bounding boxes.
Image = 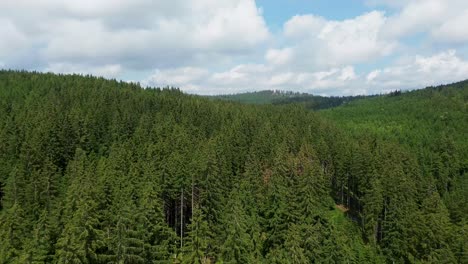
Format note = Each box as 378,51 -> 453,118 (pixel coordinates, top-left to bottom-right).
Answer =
265,48 -> 293,66
292,67 -> 358,90
284,15 -> 326,38
144,50 -> 467,95
0,18 -> 28,58
339,66 -> 357,81
280,11 -> 397,69
382,0 -> 448,38
366,50 -> 468,91
318,11 -> 394,62
1,0 -> 467,96
267,72 -> 295,86
210,64 -> 270,87
0,0 -> 269,70
143,67 -> 209,90
432,9 -> 468,43
366,70 -> 381,82
41,19 -> 153,61
190,0 -> 269,50
45,63 -> 123,78
379,0 -> 468,43
144,64 -> 360,95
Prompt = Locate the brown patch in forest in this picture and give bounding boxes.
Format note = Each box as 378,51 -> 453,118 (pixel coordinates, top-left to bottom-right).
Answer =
336,204 -> 349,213
263,168 -> 272,184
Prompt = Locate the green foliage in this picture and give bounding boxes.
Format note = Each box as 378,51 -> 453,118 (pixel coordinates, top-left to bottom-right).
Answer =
0,203 -> 26,264
211,89 -> 373,110
219,188 -> 256,264
182,207 -> 212,264
0,71 -> 466,263
211,90 -> 295,105
323,80 -> 468,262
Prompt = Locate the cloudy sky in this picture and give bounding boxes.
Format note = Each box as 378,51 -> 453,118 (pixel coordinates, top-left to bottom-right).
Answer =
1,0 -> 468,95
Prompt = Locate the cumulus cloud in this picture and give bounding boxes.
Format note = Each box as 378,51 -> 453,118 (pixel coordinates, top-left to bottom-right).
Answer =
284,15 -> 326,38
378,0 -> 468,43
382,0 -> 448,38
432,9 -> 468,43
366,50 -> 468,91
0,0 -> 467,95
144,50 -> 468,96
0,18 -> 28,58
0,0 -> 269,70
280,11 -> 397,69
144,64 -> 360,95
265,48 -> 294,66
45,63 -> 123,79
144,67 -> 209,89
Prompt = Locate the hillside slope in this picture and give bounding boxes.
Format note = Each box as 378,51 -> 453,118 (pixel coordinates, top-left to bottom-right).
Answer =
323,81 -> 467,148
322,81 -> 468,233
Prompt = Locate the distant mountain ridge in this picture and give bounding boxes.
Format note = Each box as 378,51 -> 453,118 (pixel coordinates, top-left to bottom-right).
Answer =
211,80 -> 468,110
212,90 -> 303,104
211,90 -> 376,110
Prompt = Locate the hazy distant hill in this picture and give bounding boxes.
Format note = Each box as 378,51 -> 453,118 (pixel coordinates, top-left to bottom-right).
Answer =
212,90 -> 299,104
212,90 -> 375,110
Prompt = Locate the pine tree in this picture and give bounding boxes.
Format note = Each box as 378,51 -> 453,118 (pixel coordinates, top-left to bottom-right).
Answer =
19,210 -> 52,263
219,189 -> 255,264
137,182 -> 178,263
198,140 -> 229,251
362,178 -> 383,244
54,149 -> 104,264
103,162 -> 146,264
107,205 -> 146,264
182,206 -> 212,264
0,203 -> 26,264
283,224 -> 308,264
294,144 -> 332,224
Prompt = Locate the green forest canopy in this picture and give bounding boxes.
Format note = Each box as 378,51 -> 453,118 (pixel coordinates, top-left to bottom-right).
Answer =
211,90 -> 373,110
0,70 -> 466,263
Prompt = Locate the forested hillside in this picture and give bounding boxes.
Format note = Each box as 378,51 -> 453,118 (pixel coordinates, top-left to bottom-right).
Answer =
213,90 -> 370,110
213,90 -> 292,104
0,71 -> 466,263
320,82 -> 468,263
322,82 -> 468,236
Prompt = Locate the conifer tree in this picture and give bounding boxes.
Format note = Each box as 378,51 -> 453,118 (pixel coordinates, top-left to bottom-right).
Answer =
19,210 -> 52,263
220,189 -> 255,263
0,203 -> 26,264
54,149 -> 104,264
182,206 -> 212,264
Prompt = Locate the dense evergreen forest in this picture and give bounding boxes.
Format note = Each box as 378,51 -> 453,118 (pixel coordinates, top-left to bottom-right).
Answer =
212,90 -> 370,110
0,70 -> 466,263
212,90 -> 292,104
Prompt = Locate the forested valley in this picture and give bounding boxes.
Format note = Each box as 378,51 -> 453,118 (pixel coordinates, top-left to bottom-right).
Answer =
0,70 -> 466,263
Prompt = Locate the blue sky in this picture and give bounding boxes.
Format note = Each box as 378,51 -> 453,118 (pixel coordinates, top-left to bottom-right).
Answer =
0,0 -> 467,95
258,0 -> 372,28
